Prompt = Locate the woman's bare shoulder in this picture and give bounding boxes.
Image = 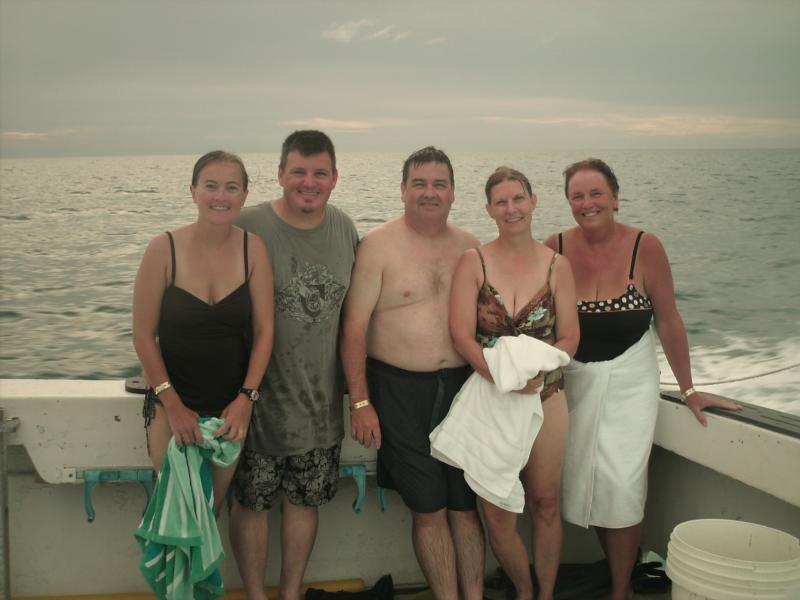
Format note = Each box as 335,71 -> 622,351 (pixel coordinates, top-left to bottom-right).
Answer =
143,230 -> 172,257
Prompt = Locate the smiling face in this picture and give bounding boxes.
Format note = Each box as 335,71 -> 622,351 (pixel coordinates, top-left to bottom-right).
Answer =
401,161 -> 454,222
566,168 -> 619,227
190,160 -> 248,224
486,178 -> 536,233
277,150 -> 338,216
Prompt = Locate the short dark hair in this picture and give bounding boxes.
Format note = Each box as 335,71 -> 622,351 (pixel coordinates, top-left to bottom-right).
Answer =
563,158 -> 619,198
279,130 -> 336,171
192,150 -> 249,191
484,166 -> 533,203
402,146 -> 454,185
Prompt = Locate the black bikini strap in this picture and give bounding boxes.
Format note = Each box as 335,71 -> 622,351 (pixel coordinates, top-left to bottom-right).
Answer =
629,231 -> 645,280
243,230 -> 250,281
165,231 -> 176,286
557,232 -> 564,254
475,248 -> 488,283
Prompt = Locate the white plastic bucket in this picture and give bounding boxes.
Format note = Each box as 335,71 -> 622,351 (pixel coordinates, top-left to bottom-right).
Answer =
665,519 -> 800,599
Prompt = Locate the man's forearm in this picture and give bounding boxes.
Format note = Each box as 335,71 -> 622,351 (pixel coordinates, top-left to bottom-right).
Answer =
341,327 -> 370,403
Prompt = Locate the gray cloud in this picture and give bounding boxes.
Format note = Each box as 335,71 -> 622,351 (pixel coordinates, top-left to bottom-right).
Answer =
1,0 -> 798,157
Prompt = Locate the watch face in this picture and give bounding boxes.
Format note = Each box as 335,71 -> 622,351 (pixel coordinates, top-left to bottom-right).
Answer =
241,388 -> 259,402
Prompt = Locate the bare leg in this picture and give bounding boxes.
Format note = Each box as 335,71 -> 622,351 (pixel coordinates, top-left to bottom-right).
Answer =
211,457 -> 240,516
447,509 -> 485,600
278,500 -> 319,600
596,524 -> 640,600
521,392 -> 568,600
411,509 -> 459,600
480,500 -> 532,600
229,499 -> 269,600
146,403 -> 172,474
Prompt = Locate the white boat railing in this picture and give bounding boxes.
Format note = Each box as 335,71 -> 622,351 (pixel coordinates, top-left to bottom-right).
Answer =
1,407 -> 21,600
2,379 -> 800,597
0,379 -> 382,523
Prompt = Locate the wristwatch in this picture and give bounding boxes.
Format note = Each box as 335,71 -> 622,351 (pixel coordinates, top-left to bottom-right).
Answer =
239,387 -> 260,403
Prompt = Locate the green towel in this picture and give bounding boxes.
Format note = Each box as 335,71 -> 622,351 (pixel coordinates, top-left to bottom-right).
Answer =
135,417 -> 240,600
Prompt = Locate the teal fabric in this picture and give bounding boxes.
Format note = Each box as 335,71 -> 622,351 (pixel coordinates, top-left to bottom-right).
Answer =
135,417 -> 241,600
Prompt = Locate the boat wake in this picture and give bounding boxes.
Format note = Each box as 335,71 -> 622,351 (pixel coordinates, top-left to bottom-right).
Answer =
658,334 -> 800,416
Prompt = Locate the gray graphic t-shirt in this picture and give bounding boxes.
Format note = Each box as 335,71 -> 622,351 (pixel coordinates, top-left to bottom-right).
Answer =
237,201 -> 358,456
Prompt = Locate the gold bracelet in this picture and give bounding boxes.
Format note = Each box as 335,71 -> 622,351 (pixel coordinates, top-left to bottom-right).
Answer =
680,387 -> 697,402
153,381 -> 172,396
350,399 -> 370,410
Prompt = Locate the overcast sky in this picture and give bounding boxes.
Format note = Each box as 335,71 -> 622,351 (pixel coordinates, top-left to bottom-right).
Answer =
1,0 -> 798,158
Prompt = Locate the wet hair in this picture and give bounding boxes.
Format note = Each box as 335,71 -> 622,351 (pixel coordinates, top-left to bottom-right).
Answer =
484,166 -> 533,203
279,130 -> 337,172
563,158 -> 619,198
402,146 -> 454,186
191,150 -> 249,191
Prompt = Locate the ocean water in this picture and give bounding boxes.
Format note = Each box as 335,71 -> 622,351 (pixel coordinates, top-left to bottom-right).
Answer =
1,149 -> 799,415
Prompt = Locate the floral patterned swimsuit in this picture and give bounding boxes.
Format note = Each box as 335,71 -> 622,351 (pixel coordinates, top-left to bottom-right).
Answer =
475,248 -> 564,401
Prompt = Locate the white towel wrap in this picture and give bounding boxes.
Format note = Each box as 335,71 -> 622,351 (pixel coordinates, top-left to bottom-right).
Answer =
430,335 -> 570,512
561,329 -> 659,528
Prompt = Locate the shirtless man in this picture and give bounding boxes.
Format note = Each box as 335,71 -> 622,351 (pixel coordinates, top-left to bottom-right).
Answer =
341,147 -> 484,600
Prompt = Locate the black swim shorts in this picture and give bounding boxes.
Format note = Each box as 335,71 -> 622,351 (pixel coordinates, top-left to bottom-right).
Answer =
367,357 -> 476,514
232,442 -> 341,511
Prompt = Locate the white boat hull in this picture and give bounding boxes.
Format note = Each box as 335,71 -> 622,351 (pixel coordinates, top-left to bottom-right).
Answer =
1,379 -> 798,596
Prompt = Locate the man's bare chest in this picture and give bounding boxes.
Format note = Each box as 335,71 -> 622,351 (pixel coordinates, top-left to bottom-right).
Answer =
380,254 -> 459,308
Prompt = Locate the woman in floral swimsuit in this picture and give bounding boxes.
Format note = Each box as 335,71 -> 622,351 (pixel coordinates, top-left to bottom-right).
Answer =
450,166 -> 579,600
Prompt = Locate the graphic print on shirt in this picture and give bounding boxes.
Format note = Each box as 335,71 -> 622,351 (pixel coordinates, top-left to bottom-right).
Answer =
275,256 -> 346,323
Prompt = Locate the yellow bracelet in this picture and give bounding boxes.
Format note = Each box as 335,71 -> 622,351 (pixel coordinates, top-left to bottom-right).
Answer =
350,399 -> 370,410
153,381 -> 172,396
680,387 -> 697,402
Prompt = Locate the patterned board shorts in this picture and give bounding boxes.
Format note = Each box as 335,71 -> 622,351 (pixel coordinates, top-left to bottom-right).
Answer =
232,441 -> 342,511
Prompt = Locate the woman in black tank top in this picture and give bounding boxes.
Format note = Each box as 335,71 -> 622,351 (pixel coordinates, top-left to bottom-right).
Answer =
132,151 -> 274,513
545,158 -> 740,600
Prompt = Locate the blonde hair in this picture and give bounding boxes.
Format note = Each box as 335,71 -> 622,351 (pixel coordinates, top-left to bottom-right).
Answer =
484,166 -> 533,202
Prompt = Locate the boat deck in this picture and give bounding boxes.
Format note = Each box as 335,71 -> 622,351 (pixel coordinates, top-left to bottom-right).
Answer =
396,587 -> 670,600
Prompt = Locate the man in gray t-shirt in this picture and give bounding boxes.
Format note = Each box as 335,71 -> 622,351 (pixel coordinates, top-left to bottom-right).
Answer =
230,130 -> 357,600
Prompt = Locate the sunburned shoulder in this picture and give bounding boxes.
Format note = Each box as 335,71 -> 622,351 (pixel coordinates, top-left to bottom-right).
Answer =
637,230 -> 663,248
359,217 -> 406,245
552,227 -> 582,248
613,223 -> 664,253
354,218 -> 404,264
447,223 -> 480,249
636,230 -> 668,264
246,227 -> 269,255
543,232 -> 560,252
145,231 -> 170,255
360,219 -> 477,249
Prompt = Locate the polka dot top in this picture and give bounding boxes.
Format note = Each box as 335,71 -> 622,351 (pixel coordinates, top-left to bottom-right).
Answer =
576,282 -> 653,313
559,231 -> 654,362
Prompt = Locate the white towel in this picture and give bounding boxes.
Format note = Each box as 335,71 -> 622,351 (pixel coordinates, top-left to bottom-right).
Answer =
561,329 -> 659,528
430,335 -> 570,512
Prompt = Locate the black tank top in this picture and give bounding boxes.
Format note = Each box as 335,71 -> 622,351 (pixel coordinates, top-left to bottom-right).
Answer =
157,231 -> 253,414
559,231 -> 654,363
